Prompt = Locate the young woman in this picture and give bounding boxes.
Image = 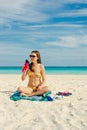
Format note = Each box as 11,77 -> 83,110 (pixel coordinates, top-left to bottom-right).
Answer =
18,50 -> 49,96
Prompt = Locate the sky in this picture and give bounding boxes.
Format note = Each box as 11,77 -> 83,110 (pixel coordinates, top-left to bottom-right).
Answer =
0,0 -> 87,66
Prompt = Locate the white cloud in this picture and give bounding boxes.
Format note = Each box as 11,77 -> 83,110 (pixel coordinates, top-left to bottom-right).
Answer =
0,0 -> 87,66
0,0 -> 50,26
20,23 -> 84,29
46,35 -> 87,48
0,43 -> 30,55
0,1 -> 84,19
0,0 -> 87,26
0,0 -> 29,12
57,9 -> 87,17
63,0 -> 87,3
0,0 -> 28,25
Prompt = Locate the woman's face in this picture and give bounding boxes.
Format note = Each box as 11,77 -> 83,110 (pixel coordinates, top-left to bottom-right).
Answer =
29,52 -> 38,63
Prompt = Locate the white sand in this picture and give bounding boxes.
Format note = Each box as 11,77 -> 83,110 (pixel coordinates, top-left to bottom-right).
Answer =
0,74 -> 87,130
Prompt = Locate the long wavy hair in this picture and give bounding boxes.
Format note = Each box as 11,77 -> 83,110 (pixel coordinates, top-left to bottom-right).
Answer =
29,50 -> 42,72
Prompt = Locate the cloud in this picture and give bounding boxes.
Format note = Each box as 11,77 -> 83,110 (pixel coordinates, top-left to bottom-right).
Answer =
46,35 -> 87,48
0,0 -> 50,26
0,43 -> 30,55
0,0 -> 87,27
57,9 -> 87,17
0,22 -> 87,50
0,0 -> 87,66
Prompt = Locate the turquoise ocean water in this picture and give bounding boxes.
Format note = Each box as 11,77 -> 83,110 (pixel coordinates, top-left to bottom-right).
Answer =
0,66 -> 87,75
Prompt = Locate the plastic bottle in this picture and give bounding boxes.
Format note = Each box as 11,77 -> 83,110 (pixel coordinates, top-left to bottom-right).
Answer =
22,59 -> 29,72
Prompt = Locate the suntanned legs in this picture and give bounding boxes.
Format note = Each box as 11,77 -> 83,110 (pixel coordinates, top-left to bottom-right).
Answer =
18,87 -> 33,96
28,86 -> 49,96
18,86 -> 49,96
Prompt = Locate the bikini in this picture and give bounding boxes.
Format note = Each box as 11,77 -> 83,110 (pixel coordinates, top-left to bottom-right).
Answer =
28,71 -> 41,91
28,71 -> 41,78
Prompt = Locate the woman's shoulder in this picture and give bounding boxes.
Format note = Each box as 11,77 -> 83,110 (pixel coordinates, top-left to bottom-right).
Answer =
38,64 -> 45,70
38,63 -> 44,67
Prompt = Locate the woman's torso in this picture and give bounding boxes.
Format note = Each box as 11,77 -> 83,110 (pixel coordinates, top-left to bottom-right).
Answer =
27,64 -> 42,88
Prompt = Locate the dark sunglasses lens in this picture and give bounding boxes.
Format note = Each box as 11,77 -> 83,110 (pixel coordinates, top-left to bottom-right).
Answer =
29,55 -> 36,58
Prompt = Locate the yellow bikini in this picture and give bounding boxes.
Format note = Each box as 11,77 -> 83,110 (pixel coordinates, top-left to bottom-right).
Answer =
28,71 -> 41,91
28,71 -> 41,78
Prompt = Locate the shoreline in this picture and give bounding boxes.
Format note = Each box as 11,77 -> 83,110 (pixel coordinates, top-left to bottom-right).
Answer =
0,66 -> 87,75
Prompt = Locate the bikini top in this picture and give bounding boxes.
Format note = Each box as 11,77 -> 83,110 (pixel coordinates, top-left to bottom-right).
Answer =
28,71 -> 41,78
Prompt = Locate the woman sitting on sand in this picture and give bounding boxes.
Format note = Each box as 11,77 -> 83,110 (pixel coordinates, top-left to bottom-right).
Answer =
18,50 -> 49,96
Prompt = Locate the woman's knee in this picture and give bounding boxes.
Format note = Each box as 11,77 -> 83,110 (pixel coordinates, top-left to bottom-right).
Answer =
43,86 -> 50,93
18,86 -> 23,92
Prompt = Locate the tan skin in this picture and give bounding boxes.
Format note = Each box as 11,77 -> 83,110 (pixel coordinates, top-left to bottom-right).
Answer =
18,52 -> 49,96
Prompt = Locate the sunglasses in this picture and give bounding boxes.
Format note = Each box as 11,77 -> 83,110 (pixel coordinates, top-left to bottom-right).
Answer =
29,55 -> 37,58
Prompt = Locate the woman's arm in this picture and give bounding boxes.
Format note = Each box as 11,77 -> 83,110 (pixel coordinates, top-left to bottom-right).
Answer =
37,65 -> 46,90
21,69 -> 28,81
40,65 -> 46,85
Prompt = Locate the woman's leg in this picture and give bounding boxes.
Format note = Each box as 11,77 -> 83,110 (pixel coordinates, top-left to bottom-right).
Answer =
28,86 -> 49,97
18,86 -> 33,96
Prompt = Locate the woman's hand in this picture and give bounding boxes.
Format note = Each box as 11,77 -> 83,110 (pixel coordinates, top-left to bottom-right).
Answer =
22,63 -> 29,73
21,68 -> 28,81
37,85 -> 43,90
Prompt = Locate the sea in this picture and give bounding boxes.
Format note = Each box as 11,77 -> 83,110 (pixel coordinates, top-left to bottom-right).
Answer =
0,66 -> 87,75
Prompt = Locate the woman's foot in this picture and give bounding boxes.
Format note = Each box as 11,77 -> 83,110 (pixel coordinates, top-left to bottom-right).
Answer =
20,92 -> 29,96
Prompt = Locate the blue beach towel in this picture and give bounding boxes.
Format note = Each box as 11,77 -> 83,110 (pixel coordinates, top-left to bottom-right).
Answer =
10,90 -> 53,101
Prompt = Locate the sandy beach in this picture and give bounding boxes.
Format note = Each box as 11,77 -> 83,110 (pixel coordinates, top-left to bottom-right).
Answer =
0,74 -> 87,130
